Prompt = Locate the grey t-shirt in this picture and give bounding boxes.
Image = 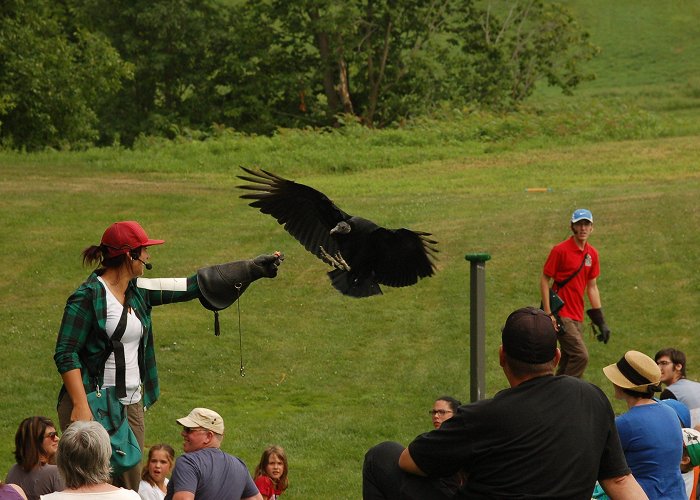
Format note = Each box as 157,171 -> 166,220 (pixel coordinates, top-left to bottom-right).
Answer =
165,448 -> 258,500
5,463 -> 64,500
665,378 -> 700,427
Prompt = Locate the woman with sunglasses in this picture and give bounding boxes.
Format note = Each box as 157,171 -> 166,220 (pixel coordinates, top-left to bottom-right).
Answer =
5,417 -> 64,500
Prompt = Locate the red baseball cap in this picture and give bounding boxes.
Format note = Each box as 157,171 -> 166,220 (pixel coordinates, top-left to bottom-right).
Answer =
101,221 -> 165,258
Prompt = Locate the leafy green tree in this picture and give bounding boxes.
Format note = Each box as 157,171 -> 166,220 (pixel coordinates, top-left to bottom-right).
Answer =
243,0 -> 597,128
204,5 -> 324,134
69,0 -> 231,144
0,0 -> 131,150
480,0 -> 599,103
0,0 -> 598,148
254,0 -> 482,126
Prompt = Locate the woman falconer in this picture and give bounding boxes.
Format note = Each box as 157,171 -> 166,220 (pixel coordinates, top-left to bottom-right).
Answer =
54,221 -> 282,491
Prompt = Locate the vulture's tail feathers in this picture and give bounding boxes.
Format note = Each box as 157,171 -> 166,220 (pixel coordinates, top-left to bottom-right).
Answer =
327,269 -> 382,298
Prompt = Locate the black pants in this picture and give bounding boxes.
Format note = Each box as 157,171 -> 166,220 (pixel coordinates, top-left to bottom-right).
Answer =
362,441 -> 456,500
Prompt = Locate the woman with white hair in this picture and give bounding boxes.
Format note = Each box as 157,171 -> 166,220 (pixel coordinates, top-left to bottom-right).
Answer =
603,350 -> 686,499
40,421 -> 139,499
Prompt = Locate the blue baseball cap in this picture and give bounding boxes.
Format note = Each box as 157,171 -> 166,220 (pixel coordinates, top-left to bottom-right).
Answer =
659,398 -> 691,428
571,209 -> 593,223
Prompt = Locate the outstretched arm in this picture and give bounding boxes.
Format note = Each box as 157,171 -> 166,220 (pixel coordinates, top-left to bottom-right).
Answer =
197,253 -> 284,311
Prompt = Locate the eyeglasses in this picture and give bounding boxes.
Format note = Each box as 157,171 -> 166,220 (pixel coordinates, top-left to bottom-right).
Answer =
657,361 -> 673,366
428,409 -> 453,417
183,427 -> 208,434
44,431 -> 59,440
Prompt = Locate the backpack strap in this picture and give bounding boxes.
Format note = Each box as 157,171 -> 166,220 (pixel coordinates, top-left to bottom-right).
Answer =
554,253 -> 588,290
110,288 -> 131,399
82,287 -> 131,399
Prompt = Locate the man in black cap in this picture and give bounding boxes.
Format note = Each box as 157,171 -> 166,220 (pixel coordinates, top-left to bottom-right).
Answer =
362,307 -> 645,499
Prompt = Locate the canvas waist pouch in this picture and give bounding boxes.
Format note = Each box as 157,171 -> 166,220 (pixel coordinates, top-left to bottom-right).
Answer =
87,386 -> 141,476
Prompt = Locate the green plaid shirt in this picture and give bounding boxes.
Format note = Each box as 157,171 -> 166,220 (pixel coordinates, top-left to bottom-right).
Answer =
55,271 -> 201,409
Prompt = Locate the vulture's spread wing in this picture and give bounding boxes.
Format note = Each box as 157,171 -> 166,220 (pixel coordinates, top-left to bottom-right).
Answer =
369,228 -> 438,287
238,167 -> 350,260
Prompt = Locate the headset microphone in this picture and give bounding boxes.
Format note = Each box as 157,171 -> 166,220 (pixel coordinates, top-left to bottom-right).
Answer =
129,250 -> 152,270
138,259 -> 153,270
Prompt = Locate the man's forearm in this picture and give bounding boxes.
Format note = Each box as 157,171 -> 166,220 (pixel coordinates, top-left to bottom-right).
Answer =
600,473 -> 648,499
587,279 -> 602,309
540,274 -> 552,312
398,448 -> 427,477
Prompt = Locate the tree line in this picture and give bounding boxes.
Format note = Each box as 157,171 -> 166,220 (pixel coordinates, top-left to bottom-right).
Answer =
0,0 -> 598,150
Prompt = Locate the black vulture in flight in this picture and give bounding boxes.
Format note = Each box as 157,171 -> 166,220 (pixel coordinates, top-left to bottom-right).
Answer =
237,167 -> 438,298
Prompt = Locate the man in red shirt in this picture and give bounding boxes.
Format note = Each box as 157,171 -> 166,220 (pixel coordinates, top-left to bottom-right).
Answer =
540,209 -> 610,378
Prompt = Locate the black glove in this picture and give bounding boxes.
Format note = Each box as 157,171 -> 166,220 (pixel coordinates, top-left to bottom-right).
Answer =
586,308 -> 611,344
251,252 -> 284,279
197,252 -> 284,312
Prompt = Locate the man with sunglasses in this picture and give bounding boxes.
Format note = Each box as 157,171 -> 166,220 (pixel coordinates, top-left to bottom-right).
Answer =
165,408 -> 262,500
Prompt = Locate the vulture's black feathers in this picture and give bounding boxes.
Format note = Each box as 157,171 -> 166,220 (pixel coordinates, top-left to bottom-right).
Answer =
237,167 -> 438,297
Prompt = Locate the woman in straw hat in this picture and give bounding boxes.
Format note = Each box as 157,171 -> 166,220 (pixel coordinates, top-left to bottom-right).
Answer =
603,350 -> 686,499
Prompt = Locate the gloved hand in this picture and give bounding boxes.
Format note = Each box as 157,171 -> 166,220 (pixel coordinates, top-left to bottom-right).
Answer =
250,252 -> 284,279
586,308 -> 611,344
197,252 -> 284,312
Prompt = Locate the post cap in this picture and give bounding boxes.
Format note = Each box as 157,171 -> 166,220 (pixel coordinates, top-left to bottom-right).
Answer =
465,253 -> 491,262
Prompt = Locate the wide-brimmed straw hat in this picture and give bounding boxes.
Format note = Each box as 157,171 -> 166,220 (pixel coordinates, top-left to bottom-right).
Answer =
603,350 -> 661,392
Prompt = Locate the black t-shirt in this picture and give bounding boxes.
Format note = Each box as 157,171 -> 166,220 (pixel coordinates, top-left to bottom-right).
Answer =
408,375 -> 629,499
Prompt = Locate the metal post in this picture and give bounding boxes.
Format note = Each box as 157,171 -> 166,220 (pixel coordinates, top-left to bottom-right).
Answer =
465,253 -> 491,402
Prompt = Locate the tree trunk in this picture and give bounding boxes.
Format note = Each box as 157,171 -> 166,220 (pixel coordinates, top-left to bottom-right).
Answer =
338,56 -> 354,114
309,8 -> 340,117
364,15 -> 392,127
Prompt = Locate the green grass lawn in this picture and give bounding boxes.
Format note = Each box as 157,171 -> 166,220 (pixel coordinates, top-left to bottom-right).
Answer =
567,0 -> 700,89
2,135 -> 699,497
1,1 -> 700,498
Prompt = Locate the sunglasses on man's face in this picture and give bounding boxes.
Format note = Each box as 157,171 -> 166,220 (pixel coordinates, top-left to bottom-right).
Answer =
183,427 -> 209,434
